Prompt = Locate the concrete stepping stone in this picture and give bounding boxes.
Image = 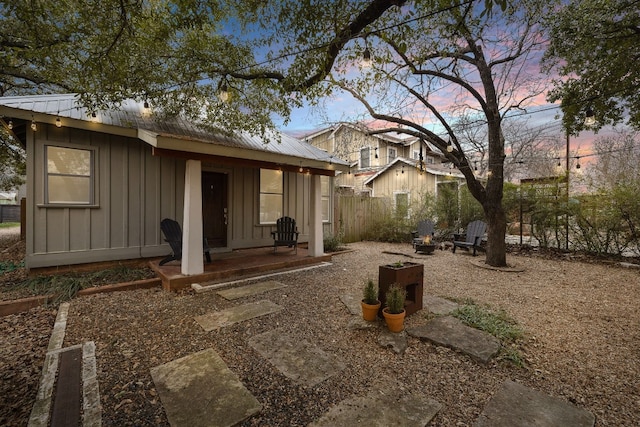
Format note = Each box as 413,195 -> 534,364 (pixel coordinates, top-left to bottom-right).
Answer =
474,380 -> 595,427
248,328 -> 346,387
407,316 -> 500,363
150,348 -> 261,427
310,389 -> 442,427
424,295 -> 459,315
195,300 -> 282,331
339,294 -> 362,315
377,329 -> 408,354
216,280 -> 287,300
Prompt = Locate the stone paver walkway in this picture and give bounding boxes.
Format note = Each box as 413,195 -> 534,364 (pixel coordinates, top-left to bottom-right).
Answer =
407,315 -> 501,364
310,390 -> 442,427
248,328 -> 346,387
194,300 -> 282,331
150,348 -> 261,427
474,380 -> 596,427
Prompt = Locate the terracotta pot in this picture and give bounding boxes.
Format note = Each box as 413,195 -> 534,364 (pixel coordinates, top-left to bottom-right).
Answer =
361,300 -> 381,321
382,307 -> 406,332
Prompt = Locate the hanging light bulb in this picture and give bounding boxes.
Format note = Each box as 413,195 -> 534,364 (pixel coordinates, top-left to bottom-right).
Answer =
576,157 -> 581,169
31,120 -> 37,131
401,165 -> 405,174
362,48 -> 372,67
219,80 -> 230,102
584,108 -> 596,127
299,162 -> 303,173
7,120 -> 13,130
55,117 -> 62,128
446,139 -> 454,153
474,161 -> 478,171
374,147 -> 379,159
143,100 -> 150,109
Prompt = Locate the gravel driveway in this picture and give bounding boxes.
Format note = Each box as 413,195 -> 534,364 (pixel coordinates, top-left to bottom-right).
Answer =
2,239 -> 639,426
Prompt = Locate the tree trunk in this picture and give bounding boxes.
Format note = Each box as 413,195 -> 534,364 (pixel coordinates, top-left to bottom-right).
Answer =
484,203 -> 507,267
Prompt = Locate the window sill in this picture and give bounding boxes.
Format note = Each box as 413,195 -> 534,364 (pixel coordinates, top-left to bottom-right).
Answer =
37,203 -> 100,209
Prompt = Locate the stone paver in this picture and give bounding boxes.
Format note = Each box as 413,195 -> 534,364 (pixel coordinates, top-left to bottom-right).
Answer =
424,295 -> 459,315
339,294 -> 362,315
194,300 -> 282,331
248,328 -> 345,387
407,315 -> 500,363
150,348 -> 261,427
310,389 -> 442,427
216,280 -> 287,300
474,380 -> 595,427
377,329 -> 408,354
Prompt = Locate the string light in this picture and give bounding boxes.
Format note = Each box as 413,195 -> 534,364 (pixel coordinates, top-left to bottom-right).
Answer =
219,80 -> 230,102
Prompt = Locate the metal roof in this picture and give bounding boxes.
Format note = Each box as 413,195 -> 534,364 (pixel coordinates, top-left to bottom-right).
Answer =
0,94 -> 348,170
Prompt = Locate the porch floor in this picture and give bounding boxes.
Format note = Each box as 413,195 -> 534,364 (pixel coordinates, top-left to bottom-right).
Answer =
150,244 -> 332,291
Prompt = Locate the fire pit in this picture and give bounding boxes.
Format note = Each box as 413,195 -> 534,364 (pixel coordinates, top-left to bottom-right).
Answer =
415,243 -> 436,254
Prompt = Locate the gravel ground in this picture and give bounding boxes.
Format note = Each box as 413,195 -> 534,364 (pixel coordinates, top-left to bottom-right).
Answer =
1,226 -> 640,426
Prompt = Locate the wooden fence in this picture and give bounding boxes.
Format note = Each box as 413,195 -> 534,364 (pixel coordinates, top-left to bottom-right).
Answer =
333,195 -> 390,243
0,204 -> 20,223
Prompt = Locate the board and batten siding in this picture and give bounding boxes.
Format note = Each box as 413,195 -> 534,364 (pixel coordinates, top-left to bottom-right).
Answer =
26,123 -> 327,269
27,124 -> 185,269
369,163 -> 436,198
226,166 -> 316,249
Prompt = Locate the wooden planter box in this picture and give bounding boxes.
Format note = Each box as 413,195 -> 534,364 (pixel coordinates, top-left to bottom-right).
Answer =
378,262 -> 424,317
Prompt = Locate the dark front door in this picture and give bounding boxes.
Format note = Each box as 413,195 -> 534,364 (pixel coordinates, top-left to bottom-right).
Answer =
202,171 -> 228,248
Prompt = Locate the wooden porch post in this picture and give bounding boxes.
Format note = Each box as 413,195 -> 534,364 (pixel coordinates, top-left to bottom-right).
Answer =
309,174 -> 324,257
182,159 -> 204,275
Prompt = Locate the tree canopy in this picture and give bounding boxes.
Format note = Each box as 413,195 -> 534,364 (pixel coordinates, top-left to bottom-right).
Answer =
0,0 -> 552,266
543,0 -> 640,134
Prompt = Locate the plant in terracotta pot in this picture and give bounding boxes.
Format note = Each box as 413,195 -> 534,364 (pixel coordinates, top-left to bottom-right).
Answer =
361,279 -> 381,321
382,285 -> 406,332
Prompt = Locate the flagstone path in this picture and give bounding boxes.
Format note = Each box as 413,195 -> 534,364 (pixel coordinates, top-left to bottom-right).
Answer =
33,278 -> 596,426
150,348 -> 261,427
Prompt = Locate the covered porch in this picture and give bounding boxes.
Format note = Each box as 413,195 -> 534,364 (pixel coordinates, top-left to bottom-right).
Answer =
150,244 -> 333,291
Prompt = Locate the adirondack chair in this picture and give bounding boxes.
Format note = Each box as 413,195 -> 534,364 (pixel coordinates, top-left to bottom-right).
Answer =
411,219 -> 435,249
271,216 -> 299,254
159,218 -> 211,266
452,220 -> 487,256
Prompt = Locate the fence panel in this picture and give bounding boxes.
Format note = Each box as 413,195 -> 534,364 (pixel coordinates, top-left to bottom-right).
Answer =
334,195 -> 389,243
0,204 -> 20,223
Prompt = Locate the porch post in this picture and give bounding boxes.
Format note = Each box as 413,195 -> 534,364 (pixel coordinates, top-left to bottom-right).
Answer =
182,159 -> 204,275
308,174 -> 324,256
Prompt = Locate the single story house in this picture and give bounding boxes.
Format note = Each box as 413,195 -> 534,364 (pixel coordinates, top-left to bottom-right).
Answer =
0,94 -> 348,275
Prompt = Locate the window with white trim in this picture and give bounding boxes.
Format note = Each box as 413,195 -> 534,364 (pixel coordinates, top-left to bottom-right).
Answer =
360,147 -> 370,168
259,169 -> 283,224
388,147 -> 397,163
45,145 -> 94,204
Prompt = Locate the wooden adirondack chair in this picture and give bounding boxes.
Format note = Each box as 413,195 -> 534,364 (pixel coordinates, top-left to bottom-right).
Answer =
271,216 -> 299,254
452,220 -> 487,256
159,218 -> 211,266
411,219 -> 435,249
